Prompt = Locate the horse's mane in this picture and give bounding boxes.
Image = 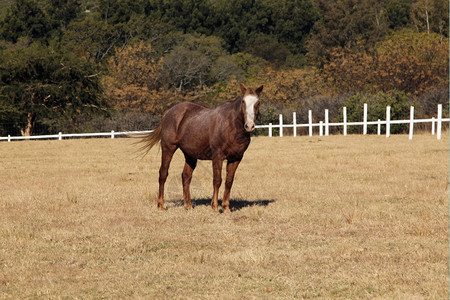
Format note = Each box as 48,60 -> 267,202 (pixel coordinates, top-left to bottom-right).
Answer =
223,95 -> 243,106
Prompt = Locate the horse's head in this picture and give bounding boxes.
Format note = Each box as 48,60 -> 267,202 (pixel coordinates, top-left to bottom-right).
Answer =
240,83 -> 264,132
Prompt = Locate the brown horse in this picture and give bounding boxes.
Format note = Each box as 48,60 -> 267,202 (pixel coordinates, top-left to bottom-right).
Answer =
143,83 -> 263,212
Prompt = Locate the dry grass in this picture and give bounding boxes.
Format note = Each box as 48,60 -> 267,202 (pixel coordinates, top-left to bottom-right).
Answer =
0,133 -> 448,299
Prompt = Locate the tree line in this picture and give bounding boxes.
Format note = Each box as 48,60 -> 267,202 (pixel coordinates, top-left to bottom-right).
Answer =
0,0 -> 448,136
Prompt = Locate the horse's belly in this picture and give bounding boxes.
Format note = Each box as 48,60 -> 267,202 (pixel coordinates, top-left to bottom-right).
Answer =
183,147 -> 213,160
178,136 -> 213,160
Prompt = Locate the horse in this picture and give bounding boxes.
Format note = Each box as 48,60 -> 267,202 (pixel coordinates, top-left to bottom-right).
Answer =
142,83 -> 263,212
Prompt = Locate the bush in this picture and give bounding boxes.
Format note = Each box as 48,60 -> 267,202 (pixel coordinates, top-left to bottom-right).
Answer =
415,85 -> 449,118
340,91 -> 411,134
79,112 -> 160,133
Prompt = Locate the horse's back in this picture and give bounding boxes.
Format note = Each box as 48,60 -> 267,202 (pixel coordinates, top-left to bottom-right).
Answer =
160,102 -> 210,144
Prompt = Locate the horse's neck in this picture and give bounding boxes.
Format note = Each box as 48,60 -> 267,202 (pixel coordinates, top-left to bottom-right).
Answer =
231,97 -> 244,120
229,97 -> 247,135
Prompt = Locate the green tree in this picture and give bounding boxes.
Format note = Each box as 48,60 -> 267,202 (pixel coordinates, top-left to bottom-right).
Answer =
98,0 -> 145,24
62,0 -> 154,62
385,0 -> 411,30
209,0 -> 272,53
307,0 -> 388,66
269,0 -> 319,54
62,16 -> 128,61
243,35 -> 290,67
0,0 -> 51,43
146,0 -> 213,35
0,43 -> 107,135
45,0 -> 83,32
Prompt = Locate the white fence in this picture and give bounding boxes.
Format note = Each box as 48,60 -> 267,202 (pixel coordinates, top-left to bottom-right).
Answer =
0,130 -> 153,142
0,104 -> 447,142
259,104 -> 447,140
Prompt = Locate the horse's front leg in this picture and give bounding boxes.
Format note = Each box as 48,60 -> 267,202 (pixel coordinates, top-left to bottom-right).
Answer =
222,160 -> 241,213
211,158 -> 223,212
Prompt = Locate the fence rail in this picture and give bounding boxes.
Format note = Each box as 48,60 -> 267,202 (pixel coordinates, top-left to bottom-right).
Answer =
0,104 -> 447,142
0,130 -> 153,142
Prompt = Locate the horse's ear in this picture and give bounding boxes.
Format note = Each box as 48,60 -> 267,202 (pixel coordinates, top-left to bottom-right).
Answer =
255,85 -> 263,95
240,83 -> 247,95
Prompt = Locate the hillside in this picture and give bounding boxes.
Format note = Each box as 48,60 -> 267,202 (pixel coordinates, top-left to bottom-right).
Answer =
0,0 -> 448,136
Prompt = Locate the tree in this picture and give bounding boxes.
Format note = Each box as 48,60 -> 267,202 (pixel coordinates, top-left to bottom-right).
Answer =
45,0 -> 83,32
104,42 -> 166,113
0,0 -> 51,43
209,0 -> 272,53
372,31 -> 448,94
98,0 -> 146,24
62,0 -> 154,62
307,0 -> 388,66
411,0 -> 449,39
62,17 -> 126,61
160,34 -> 240,91
268,0 -> 319,54
243,35 -> 291,67
385,0 -> 412,30
322,31 -> 449,95
146,0 -> 213,35
0,43 -> 107,135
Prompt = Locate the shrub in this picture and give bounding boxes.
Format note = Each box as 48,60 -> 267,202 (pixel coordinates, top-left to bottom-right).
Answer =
340,91 -> 411,134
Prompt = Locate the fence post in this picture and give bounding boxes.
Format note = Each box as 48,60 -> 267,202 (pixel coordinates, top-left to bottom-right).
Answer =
377,119 -> 381,135
59,132 -> 62,141
8,135 -> 11,142
319,121 -> 323,136
111,130 -> 115,139
363,103 -> 368,135
432,117 -> 435,135
325,109 -> 329,136
386,106 -> 391,138
437,104 -> 442,140
279,114 -> 283,137
293,112 -> 297,137
269,123 -> 272,137
308,110 -> 313,137
343,107 -> 347,136
409,106 -> 414,140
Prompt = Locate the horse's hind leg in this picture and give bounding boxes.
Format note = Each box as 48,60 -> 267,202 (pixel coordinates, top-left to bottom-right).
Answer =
157,144 -> 177,210
182,154 -> 197,209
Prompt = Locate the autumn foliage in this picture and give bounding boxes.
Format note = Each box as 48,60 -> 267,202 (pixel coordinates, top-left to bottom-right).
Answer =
322,32 -> 449,95
103,30 -> 448,130
104,42 -> 202,116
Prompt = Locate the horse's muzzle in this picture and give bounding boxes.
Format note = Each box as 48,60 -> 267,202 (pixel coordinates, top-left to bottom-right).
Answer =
244,122 -> 255,132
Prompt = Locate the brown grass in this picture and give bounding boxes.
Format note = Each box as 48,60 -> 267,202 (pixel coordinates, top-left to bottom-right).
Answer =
0,134 -> 448,298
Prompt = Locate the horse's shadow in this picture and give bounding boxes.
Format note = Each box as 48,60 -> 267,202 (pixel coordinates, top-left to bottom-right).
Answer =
166,198 -> 275,213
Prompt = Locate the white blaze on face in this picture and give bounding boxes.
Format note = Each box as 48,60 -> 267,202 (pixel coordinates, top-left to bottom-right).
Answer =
244,94 -> 258,130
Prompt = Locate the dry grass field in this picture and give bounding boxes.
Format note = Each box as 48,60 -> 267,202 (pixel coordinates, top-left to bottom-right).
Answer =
0,133 -> 448,299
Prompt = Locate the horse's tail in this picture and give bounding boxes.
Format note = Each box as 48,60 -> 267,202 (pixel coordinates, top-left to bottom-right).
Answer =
140,123 -> 162,156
